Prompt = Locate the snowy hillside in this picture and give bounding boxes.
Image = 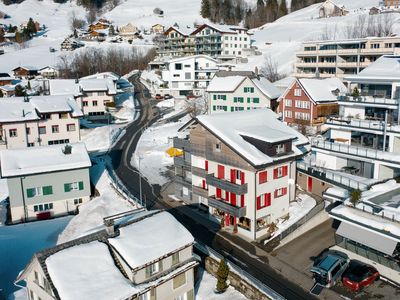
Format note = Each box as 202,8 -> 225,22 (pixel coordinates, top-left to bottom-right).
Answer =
239,0 -> 400,75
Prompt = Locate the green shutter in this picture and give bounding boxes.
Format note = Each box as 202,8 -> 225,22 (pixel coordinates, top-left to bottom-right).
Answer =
244,87 -> 247,93
78,181 -> 84,190
233,97 -> 237,103
224,106 -> 227,111
253,97 -> 260,103
213,105 -> 216,111
250,87 -> 254,93
247,97 -> 250,103
64,183 -> 71,192
213,95 -> 216,100
230,107 -> 234,112
27,188 -> 35,198
223,95 -> 227,100
43,186 -> 53,195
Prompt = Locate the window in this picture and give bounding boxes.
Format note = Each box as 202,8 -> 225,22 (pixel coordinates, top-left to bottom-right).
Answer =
175,63 -> 182,70
146,262 -> 160,278
82,101 -> 88,107
284,110 -> 292,118
294,89 -> 302,96
27,187 -> 43,198
98,91 -> 106,96
215,143 -> 221,152
74,198 -> 83,205
42,186 -> 53,195
172,252 -> 180,265
41,114 -> 51,120
274,187 -> 287,198
34,271 -> 39,283
26,127 -> 31,135
244,87 -> 254,93
59,113 -> 68,119
92,100 -> 98,106
64,181 -> 84,192
273,166 -> 288,179
256,193 -> 271,210
27,143 -> 34,147
295,100 -> 302,108
139,292 -> 150,300
276,144 -> 285,154
253,97 -> 260,103
285,99 -> 292,107
67,124 -> 76,132
44,203 -> 53,210
259,171 -> 268,184
38,126 -> 46,134
85,92 -> 93,97
51,125 -> 59,133
9,129 -> 17,137
184,64 -> 191,68
173,272 -> 186,289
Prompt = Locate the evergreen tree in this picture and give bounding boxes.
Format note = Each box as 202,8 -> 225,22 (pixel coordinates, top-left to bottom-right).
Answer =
268,0 -> 279,21
244,9 -> 253,29
15,85 -> 26,97
27,81 -> 31,90
211,0 -> 221,23
223,0 -> 233,24
109,24 -> 115,36
0,90 -> 3,98
350,189 -> 362,207
200,0 -> 211,19
278,0 -> 288,18
26,18 -> 37,36
216,259 -> 229,292
234,4 -> 242,24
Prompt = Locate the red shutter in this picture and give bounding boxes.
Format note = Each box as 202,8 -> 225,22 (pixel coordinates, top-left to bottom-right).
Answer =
266,193 -> 271,207
283,166 -> 288,177
240,171 -> 245,184
259,171 -> 267,184
231,193 -> 237,206
202,180 -> 206,189
273,168 -> 278,179
230,169 -> 236,183
216,188 -> 222,199
256,196 -> 261,210
218,165 -> 225,179
205,160 -> 208,171
225,191 -> 230,202
283,187 -> 288,196
274,190 -> 278,198
240,195 -> 245,207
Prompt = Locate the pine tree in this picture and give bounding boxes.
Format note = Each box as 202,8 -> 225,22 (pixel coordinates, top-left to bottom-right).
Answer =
269,0 -> 279,21
244,9 -> 253,28
216,259 -> 229,292
234,4 -> 242,24
211,0 -> 221,23
15,85 -> 26,97
201,0 -> 211,18
278,0 -> 288,18
223,0 -> 233,24
27,18 -> 37,36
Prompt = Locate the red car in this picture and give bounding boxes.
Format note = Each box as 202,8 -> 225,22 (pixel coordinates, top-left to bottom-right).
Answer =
154,94 -> 162,100
342,260 -> 380,292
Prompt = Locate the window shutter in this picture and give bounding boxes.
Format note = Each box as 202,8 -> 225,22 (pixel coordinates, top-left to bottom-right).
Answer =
43,186 -> 53,195
231,107 -> 234,112
231,193 -> 236,206
274,190 -> 278,198
266,193 -> 271,207
234,97 -> 237,103
259,171 -> 267,184
256,196 -> 261,210
230,169 -> 235,183
78,181 -> 84,190
283,187 -> 288,196
64,183 -> 71,192
216,188 -> 222,199
273,168 -> 278,179
217,165 -> 225,179
202,180 -> 206,189
213,95 -> 216,100
283,166 -> 288,177
27,188 -> 34,198
240,171 -> 245,184
240,195 -> 245,207
205,160 -> 208,171
225,191 -> 230,202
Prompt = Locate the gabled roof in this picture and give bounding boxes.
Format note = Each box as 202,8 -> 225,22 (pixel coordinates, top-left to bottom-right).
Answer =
0,98 -> 39,122
49,79 -> 81,96
0,142 -> 91,178
0,72 -> 11,77
206,75 -> 245,92
12,66 -> 37,71
195,109 -> 309,167
80,78 -> 116,94
191,23 -> 247,35
252,77 -> 281,100
164,26 -> 192,36
29,95 -> 83,117
80,72 -> 120,81
289,77 -> 346,104
165,54 -> 217,64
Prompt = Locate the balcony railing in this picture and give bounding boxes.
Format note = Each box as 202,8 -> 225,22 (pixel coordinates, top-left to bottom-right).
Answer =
174,156 -> 191,171
337,95 -> 399,106
208,196 -> 246,218
206,174 -> 248,195
173,137 -> 191,150
174,175 -> 192,188
325,117 -> 400,133
192,185 -> 208,198
191,166 -> 206,178
310,138 -> 400,165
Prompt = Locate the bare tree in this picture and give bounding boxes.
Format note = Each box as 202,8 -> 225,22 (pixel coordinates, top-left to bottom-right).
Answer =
185,96 -> 208,117
260,55 -> 285,83
86,6 -> 97,24
69,11 -> 86,32
343,14 -> 396,39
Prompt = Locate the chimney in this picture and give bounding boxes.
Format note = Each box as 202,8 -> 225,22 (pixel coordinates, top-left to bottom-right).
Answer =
63,144 -> 72,155
104,219 -> 115,235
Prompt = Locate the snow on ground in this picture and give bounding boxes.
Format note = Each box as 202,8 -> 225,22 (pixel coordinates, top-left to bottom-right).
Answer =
57,161 -> 134,244
8,288 -> 27,300
238,0 -> 400,75
195,269 -> 248,300
0,216 -> 72,298
0,178 -> 9,226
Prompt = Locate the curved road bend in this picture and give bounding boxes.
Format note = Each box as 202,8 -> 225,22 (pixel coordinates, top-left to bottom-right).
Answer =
110,75 -> 316,300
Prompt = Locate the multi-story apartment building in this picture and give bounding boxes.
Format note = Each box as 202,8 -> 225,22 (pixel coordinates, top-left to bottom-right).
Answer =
16,210 -> 197,300
0,96 -> 82,150
207,71 -> 281,114
161,55 -> 219,97
380,0 -> 400,8
157,24 -> 252,60
301,56 -> 400,196
0,143 -> 91,223
173,109 -> 309,240
295,37 -> 400,79
278,77 -> 345,127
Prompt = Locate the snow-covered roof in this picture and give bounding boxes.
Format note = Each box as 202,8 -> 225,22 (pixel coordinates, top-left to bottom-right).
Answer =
345,55 -> 400,83
166,54 -> 217,64
166,26 -> 192,36
196,109 -> 309,166
108,211 -> 194,269
0,85 -> 15,92
0,143 -> 91,177
80,78 -> 116,94
29,95 -> 83,117
252,77 -> 281,100
80,72 -> 120,81
0,99 -> 39,122
298,77 -> 346,103
192,23 -> 247,35
46,241 -> 138,300
49,79 -> 81,96
207,75 -> 245,92
12,66 -> 37,71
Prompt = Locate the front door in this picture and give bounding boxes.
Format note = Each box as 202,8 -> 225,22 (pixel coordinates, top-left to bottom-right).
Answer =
225,214 -> 230,227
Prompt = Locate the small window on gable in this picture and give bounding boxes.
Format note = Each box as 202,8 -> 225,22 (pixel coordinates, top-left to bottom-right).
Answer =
276,144 -> 285,155
215,143 -> 221,152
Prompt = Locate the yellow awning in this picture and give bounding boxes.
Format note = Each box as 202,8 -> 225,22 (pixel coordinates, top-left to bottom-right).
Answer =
166,147 -> 183,157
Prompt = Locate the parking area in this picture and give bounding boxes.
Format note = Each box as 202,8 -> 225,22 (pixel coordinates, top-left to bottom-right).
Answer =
273,220 -> 400,299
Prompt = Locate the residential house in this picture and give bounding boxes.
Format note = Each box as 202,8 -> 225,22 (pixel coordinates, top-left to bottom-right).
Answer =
295,36 -> 400,79
119,22 -> 139,41
0,143 -> 91,223
60,38 -> 84,51
88,20 -> 110,32
161,55 -> 218,97
13,66 -> 38,79
207,71 -> 281,114
380,0 -> 400,8
328,180 -> 400,284
151,23 -> 165,34
0,72 -> 13,86
38,66 -> 58,79
173,109 -> 309,240
20,20 -> 40,32
16,210 -> 197,300
0,85 -> 15,97
369,6 -> 381,15
158,26 -> 194,58
47,79 -> 80,97
278,77 -> 345,127
0,95 -> 82,149
319,0 -> 349,18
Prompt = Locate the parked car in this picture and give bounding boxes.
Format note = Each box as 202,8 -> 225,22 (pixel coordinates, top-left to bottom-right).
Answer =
310,250 -> 350,288
186,93 -> 199,100
164,94 -> 172,99
342,260 -> 379,292
154,94 -> 162,100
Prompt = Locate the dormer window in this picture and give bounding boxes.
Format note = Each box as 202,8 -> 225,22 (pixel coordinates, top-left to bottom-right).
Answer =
276,144 -> 285,155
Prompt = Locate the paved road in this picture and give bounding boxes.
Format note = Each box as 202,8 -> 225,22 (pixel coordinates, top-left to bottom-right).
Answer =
109,75 -> 317,300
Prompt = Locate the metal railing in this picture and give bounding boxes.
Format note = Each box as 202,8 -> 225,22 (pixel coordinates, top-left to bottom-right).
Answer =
208,196 -> 247,218
206,174 -> 248,195
326,117 -> 400,133
337,94 -> 398,106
